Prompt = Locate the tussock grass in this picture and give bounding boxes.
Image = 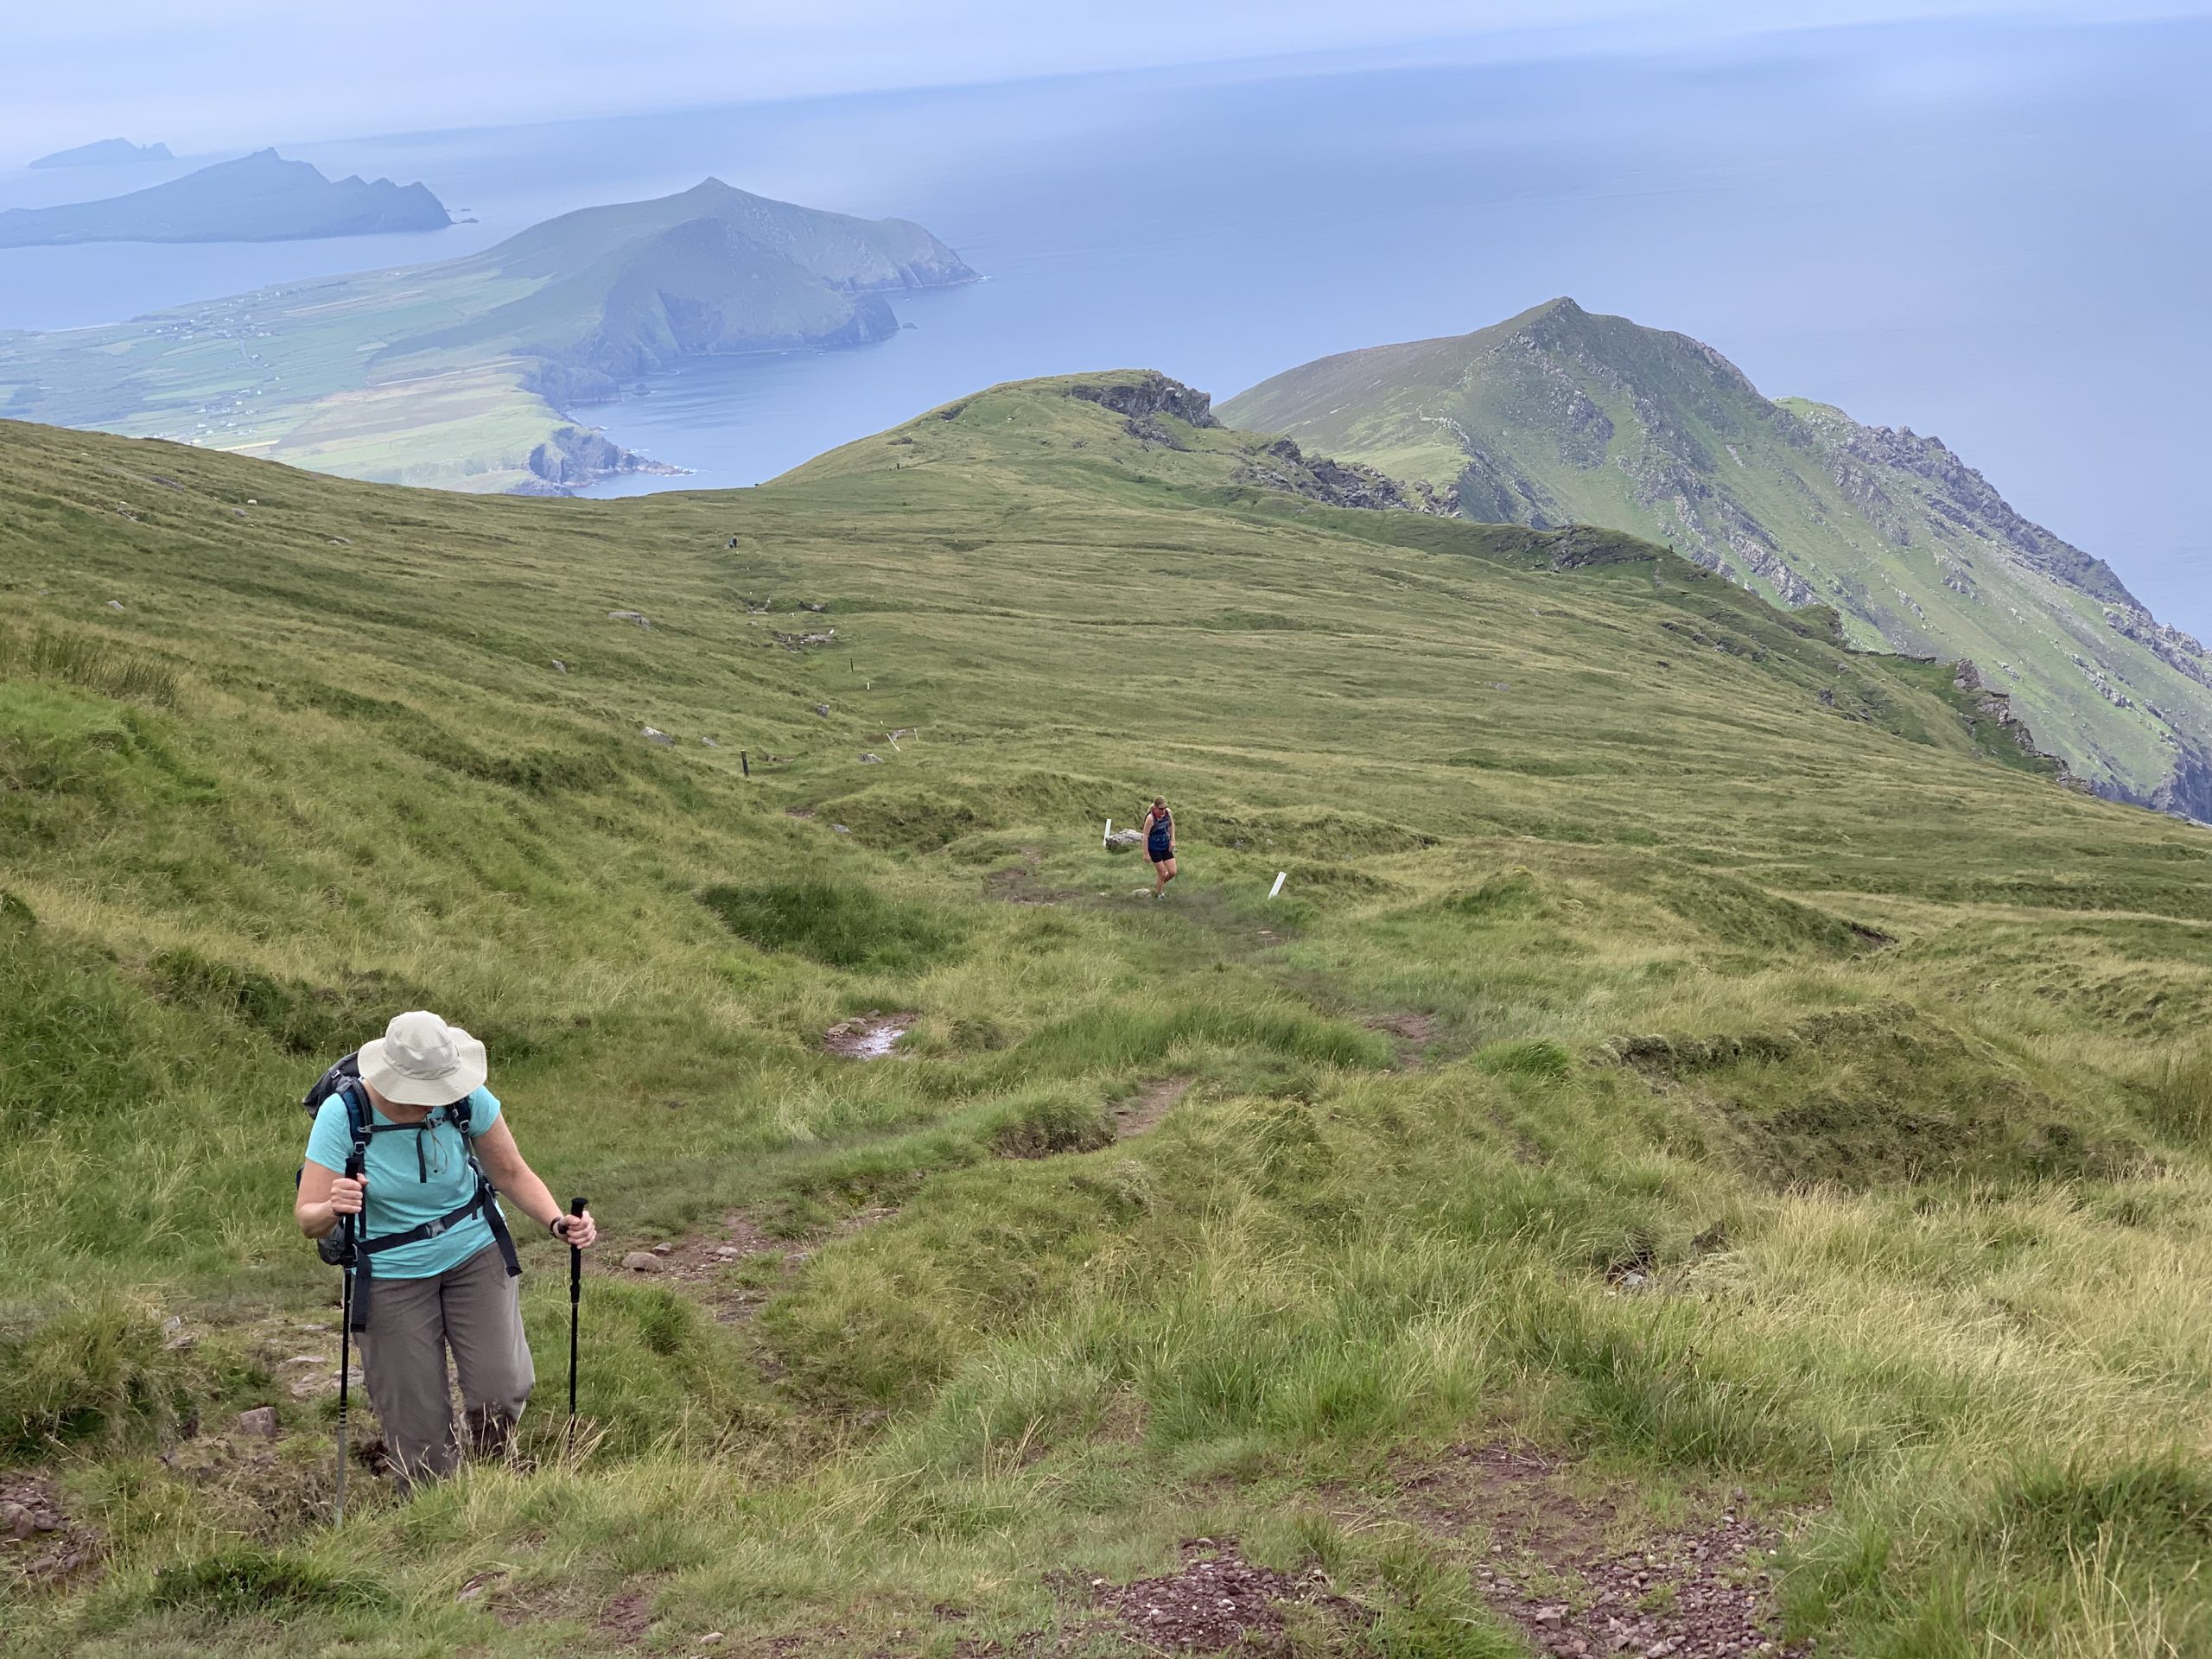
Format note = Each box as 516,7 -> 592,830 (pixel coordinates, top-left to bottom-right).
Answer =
0,624 -> 178,706
700,876 -> 966,971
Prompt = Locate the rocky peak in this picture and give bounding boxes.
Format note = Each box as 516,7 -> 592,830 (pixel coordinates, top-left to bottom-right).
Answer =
1065,373 -> 1220,429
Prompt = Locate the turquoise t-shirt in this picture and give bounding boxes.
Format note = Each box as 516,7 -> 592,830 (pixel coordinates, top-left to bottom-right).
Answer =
304,1086 -> 505,1280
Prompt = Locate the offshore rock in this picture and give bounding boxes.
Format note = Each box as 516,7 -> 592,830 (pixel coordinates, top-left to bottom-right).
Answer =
519,424 -> 680,493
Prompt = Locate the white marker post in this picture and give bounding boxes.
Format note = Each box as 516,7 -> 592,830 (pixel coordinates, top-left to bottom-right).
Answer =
1269,871 -> 1287,899
1103,818 -> 1112,846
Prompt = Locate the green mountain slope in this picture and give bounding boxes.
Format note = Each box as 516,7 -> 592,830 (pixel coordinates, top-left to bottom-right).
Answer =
0,149 -> 448,245
0,180 -> 974,493
8,378 -> 2212,1655
1220,298 -> 2212,815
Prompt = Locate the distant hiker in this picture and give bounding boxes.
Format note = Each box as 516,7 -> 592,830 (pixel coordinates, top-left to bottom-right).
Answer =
1142,797 -> 1178,897
296,1010 -> 597,1491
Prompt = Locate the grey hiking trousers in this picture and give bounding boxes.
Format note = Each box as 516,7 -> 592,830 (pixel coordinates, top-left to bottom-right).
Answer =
359,1242 -> 534,1490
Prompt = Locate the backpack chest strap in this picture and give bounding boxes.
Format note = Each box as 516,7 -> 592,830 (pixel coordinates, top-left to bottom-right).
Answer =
346,1166 -> 521,1332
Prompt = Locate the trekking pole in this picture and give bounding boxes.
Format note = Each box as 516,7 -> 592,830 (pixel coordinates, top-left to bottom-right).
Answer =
565,1196 -> 588,1453
333,1150 -> 362,1525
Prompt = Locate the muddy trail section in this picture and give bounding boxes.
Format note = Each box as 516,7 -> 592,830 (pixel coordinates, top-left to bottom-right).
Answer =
1376,1443 -> 1812,1658
823,1011 -> 915,1059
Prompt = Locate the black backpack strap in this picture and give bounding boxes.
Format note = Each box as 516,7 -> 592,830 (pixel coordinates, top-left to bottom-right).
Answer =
446,1093 -> 520,1278
464,1126 -> 524,1281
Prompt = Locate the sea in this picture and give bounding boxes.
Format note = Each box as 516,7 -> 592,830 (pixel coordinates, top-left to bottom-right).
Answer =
3,15 -> 2208,632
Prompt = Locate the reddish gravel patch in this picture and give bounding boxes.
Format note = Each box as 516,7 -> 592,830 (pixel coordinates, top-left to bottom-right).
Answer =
1393,1445 -> 1812,1659
0,1470 -> 99,1587
1086,1538 -> 1350,1654
1112,1076 -> 1194,1139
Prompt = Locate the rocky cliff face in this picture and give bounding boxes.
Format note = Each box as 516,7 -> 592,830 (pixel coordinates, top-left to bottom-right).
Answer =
1220,300 -> 2212,816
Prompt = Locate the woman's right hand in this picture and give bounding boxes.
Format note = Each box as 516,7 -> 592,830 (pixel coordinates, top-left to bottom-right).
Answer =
328,1175 -> 366,1217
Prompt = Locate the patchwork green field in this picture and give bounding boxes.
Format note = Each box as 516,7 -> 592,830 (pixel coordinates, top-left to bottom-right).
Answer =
4,375 -> 2212,1657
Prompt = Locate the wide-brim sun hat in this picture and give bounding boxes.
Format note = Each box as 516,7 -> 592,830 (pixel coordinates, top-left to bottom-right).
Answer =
359,1009 -> 487,1106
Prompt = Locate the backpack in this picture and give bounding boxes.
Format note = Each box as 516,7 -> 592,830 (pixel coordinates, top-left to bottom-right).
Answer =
300,1051 -> 520,1330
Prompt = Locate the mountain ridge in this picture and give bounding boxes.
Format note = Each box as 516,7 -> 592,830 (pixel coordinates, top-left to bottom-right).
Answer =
1219,299 -> 2212,815
28,137 -> 173,169
0,149 -> 449,245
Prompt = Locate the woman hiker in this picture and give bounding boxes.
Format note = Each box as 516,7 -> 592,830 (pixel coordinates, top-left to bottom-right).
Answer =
1142,796 -> 1179,898
296,1009 -> 597,1490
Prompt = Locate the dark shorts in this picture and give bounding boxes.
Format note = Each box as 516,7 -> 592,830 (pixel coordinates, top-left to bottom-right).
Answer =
1149,844 -> 1174,863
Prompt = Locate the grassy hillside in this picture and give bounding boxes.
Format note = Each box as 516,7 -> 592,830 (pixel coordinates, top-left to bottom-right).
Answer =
0,149 -> 448,245
0,180 -> 974,494
5,380 -> 2212,1657
1219,300 -> 2212,818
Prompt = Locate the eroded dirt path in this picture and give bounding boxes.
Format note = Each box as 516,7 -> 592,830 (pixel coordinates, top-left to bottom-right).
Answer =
1110,1075 -> 1194,1140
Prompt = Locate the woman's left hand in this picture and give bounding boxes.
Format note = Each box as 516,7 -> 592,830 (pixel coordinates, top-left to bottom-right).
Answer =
554,1211 -> 599,1249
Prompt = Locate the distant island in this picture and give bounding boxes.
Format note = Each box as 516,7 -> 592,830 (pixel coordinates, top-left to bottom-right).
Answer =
0,149 -> 449,246
391,177 -> 977,407
29,137 -> 174,168
0,177 -> 976,492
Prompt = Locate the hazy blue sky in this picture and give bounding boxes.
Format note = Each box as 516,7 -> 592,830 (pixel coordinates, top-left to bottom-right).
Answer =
9,1 -> 2207,157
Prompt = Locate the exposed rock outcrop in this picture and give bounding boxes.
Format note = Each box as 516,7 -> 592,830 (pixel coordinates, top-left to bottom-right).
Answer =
1953,660 -> 2088,791
1065,373 -> 1220,429
1234,437 -> 1453,514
